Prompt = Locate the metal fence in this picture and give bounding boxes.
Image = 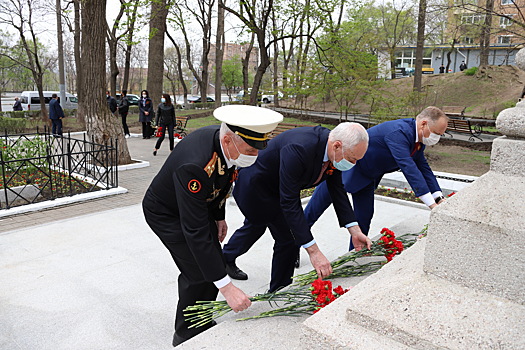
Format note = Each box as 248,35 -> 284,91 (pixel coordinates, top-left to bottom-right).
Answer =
0,129 -> 118,210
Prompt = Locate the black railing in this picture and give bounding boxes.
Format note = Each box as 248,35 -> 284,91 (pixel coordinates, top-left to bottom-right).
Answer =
0,128 -> 118,210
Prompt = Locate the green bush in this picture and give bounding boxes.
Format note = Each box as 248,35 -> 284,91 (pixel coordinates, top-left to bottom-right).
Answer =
464,66 -> 478,76
0,116 -> 27,134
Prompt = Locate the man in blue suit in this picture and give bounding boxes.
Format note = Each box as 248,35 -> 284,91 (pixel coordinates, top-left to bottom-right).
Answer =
304,106 -> 448,250
49,93 -> 65,136
223,122 -> 371,292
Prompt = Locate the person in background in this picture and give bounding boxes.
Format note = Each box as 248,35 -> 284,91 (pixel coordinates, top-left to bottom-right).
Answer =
139,90 -> 154,139
142,105 -> 282,346
304,106 -> 448,250
153,93 -> 176,156
439,64 -> 445,74
49,93 -> 65,136
222,122 -> 371,293
13,97 -> 23,111
459,61 -> 467,71
118,90 -> 130,138
106,91 -> 117,115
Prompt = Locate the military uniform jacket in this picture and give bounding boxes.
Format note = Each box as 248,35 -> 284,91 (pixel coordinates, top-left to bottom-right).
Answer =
343,118 -> 441,197
233,126 -> 355,246
143,125 -> 235,282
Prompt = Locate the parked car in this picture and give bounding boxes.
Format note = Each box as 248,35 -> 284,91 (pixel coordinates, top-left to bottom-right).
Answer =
115,93 -> 140,106
20,91 -> 78,111
235,89 -> 282,103
175,95 -> 214,109
188,96 -> 214,104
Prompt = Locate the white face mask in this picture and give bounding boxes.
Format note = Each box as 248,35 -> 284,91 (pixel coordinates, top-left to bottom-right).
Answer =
332,144 -> 355,171
227,138 -> 257,168
422,123 -> 441,146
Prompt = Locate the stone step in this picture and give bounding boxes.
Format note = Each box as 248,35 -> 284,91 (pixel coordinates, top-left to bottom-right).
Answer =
176,216 -> 429,349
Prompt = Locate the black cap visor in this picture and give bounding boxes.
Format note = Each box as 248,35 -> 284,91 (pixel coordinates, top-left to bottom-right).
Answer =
227,124 -> 270,150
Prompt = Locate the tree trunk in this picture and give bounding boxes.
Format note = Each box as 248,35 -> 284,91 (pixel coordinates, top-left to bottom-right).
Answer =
271,7 -> 279,107
166,31 -> 189,102
242,33 -> 255,100
250,30 -> 271,105
214,0 -> 225,108
122,0 -> 139,92
81,0 -> 131,165
413,0 -> 427,93
56,0 -> 66,104
73,0 -> 82,109
108,39 -> 119,96
480,0 -> 494,66
147,0 -> 167,105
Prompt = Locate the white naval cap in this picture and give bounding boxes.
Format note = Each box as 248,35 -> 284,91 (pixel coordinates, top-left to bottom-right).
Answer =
213,105 -> 283,149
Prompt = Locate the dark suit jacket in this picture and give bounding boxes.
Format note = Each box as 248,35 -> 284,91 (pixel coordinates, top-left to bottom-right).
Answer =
343,118 -> 440,196
233,126 -> 355,246
107,96 -> 117,113
13,100 -> 22,111
143,125 -> 236,282
49,98 -> 65,120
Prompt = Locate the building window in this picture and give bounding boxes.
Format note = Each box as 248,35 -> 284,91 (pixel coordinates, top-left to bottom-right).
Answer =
499,15 -> 513,27
497,35 -> 513,44
501,0 -> 513,5
461,14 -> 485,24
463,37 -> 474,44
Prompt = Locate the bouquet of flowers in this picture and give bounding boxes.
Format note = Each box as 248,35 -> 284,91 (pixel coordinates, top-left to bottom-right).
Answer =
184,227 -> 425,328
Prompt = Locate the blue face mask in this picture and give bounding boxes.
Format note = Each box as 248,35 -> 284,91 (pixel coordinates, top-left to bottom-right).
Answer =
333,145 -> 355,171
161,98 -> 166,103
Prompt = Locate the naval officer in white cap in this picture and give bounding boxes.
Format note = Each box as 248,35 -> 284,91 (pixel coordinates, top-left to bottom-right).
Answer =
142,105 -> 283,347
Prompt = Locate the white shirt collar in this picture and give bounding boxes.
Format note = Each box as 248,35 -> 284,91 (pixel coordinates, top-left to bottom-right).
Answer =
415,121 -> 420,143
219,137 -> 235,169
323,143 -> 329,162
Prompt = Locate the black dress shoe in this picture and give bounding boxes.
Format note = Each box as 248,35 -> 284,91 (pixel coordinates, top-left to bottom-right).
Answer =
172,333 -> 187,347
225,262 -> 248,280
172,321 -> 217,347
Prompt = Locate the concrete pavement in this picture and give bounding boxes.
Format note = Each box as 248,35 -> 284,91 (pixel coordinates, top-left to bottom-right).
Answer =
0,134 -> 474,349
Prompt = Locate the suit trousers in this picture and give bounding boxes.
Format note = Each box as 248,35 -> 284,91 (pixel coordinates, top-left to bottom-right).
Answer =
303,179 -> 377,250
223,213 -> 299,293
142,201 -> 219,341
51,118 -> 63,136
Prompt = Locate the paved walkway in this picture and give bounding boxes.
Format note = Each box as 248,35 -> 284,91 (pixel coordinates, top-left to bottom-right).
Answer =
0,133 -> 479,349
0,135 -> 166,233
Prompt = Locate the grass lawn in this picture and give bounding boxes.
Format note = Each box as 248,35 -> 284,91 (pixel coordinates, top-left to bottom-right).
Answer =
186,113 -> 337,131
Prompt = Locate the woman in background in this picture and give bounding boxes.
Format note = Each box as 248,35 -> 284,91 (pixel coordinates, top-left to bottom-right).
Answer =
139,90 -> 154,139
153,93 -> 176,156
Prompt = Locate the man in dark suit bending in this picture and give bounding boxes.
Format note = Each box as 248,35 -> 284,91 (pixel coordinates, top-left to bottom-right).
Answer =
223,122 -> 371,292
304,106 -> 448,250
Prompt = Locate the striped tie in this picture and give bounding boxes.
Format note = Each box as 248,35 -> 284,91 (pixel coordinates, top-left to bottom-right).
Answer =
314,161 -> 330,185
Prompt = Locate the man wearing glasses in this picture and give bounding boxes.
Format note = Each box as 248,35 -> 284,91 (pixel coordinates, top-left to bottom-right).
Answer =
304,106 -> 449,250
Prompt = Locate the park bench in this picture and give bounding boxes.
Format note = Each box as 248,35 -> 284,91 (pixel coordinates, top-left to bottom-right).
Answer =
268,122 -> 316,139
442,106 -> 466,118
445,117 -> 483,142
155,116 -> 190,139
175,116 -> 190,137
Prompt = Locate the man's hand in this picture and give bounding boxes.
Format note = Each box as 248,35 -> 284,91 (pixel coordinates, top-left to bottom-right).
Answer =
305,243 -> 332,279
216,220 -> 228,243
348,225 -> 372,251
219,282 -> 251,313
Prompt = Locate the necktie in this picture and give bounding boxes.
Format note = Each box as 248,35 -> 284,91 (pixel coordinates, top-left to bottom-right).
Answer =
410,142 -> 421,157
314,161 -> 330,185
